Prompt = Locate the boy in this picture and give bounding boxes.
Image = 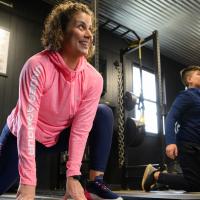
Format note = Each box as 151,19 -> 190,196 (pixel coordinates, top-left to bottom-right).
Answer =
142,65 -> 200,192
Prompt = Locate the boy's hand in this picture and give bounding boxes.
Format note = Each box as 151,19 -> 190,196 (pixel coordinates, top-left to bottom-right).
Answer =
16,184 -> 36,200
166,144 -> 178,160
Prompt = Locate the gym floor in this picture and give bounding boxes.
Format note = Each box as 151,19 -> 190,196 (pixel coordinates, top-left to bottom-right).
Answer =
1,190 -> 200,200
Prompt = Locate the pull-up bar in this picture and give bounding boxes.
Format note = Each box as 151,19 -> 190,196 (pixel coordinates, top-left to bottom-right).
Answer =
120,32 -> 154,62
119,30 -> 165,169
99,14 -> 141,41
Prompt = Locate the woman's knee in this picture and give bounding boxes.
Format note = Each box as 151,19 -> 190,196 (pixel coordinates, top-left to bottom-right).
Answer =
96,104 -> 114,121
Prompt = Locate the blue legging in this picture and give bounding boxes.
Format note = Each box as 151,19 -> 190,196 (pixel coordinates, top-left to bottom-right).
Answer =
0,104 -> 114,195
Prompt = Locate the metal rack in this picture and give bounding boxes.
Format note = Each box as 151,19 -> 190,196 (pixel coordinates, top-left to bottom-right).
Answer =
119,30 -> 165,189
99,14 -> 141,42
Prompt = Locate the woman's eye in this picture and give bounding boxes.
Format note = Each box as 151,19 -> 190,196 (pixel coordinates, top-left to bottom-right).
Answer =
78,25 -> 85,30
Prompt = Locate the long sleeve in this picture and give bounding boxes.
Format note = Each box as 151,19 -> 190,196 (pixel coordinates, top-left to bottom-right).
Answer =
66,75 -> 103,177
17,59 -> 45,185
165,90 -> 193,145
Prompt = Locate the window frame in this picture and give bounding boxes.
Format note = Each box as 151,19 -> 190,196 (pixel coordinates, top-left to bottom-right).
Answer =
132,65 -> 158,134
0,26 -> 10,77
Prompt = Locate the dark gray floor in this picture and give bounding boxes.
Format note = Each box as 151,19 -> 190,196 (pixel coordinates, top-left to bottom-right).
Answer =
0,194 -> 63,200
1,191 -> 200,200
118,190 -> 200,200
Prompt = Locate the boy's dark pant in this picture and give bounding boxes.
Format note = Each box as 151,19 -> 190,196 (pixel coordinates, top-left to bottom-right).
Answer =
0,104 -> 114,195
158,142 -> 200,191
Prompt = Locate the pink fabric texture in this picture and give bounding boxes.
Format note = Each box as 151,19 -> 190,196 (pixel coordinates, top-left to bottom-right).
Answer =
7,50 -> 103,186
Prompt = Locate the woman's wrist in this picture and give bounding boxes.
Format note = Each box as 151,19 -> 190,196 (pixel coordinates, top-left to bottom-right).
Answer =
68,175 -> 81,181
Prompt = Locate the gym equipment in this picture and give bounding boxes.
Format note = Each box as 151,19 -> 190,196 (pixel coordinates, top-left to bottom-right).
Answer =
115,30 -> 164,189
115,60 -> 125,167
125,117 -> 145,147
123,91 -> 137,111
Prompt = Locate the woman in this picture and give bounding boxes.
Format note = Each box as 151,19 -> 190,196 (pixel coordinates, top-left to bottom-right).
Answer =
0,1 -> 122,200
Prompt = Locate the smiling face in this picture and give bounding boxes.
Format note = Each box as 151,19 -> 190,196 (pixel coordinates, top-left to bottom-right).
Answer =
63,12 -> 93,58
187,70 -> 200,88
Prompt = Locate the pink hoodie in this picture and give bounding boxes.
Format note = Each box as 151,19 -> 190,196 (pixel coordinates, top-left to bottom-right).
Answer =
7,50 -> 103,186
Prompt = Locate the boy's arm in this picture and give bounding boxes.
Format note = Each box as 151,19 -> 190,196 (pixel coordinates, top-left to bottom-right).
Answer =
165,91 -> 193,145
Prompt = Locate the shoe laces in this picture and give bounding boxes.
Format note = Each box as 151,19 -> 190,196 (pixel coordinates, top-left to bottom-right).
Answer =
95,179 -> 109,191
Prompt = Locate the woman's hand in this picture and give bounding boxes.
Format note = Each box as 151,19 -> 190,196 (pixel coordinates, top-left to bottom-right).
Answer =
16,184 -> 36,200
65,177 -> 87,200
166,144 -> 178,160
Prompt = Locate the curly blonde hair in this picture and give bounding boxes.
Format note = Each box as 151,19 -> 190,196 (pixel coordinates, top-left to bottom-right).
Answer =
41,0 -> 95,59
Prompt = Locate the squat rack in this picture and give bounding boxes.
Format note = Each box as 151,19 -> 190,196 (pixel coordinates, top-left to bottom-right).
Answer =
97,11 -> 166,171
119,30 -> 166,174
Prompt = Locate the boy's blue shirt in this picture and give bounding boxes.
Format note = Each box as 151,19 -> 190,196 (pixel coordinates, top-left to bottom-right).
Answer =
165,88 -> 200,145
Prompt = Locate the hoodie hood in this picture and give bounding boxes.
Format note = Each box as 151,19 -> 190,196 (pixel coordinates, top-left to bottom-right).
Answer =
45,50 -> 87,81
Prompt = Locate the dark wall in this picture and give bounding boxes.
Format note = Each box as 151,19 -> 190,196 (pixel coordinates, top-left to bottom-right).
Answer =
0,0 -> 60,190
100,29 -> 185,186
0,0 -> 51,129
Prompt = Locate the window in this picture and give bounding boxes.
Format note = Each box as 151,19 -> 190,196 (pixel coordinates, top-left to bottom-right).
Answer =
0,27 -> 10,75
132,66 -> 158,133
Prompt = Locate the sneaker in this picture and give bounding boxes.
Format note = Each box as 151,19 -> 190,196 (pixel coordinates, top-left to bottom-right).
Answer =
85,176 -> 123,200
141,164 -> 159,192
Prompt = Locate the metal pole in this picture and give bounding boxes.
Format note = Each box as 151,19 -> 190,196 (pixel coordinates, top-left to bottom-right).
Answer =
153,30 -> 165,167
